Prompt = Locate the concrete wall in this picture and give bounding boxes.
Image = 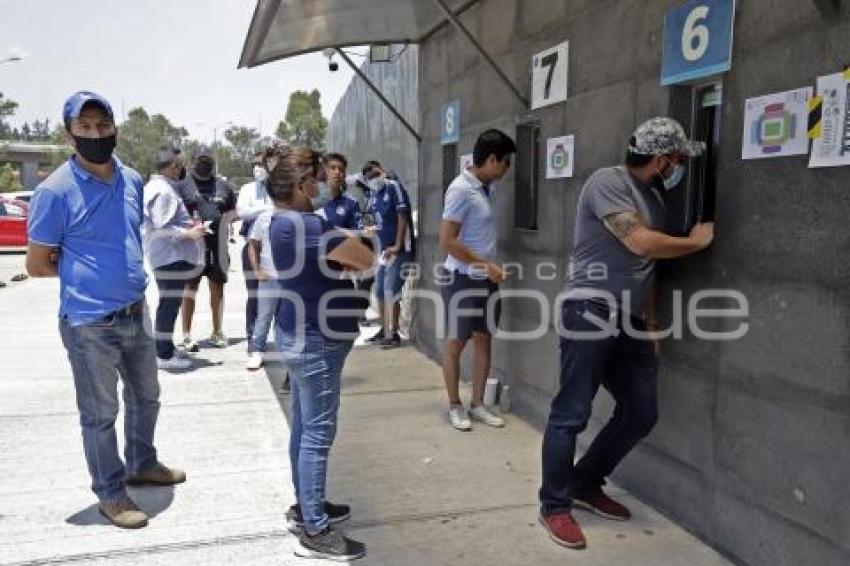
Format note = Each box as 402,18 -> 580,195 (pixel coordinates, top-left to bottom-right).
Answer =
413,1 -> 850,565
325,45 -> 420,201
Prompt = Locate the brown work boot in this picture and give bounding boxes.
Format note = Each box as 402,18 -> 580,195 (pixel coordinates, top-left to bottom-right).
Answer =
125,463 -> 186,486
99,496 -> 148,529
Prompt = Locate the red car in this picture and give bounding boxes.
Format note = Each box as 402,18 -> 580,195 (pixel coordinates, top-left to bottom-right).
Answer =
0,196 -> 29,247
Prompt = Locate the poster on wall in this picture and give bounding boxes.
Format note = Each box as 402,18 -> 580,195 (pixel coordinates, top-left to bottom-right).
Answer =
546,135 -> 575,179
741,87 -> 812,160
459,153 -> 473,174
809,71 -> 850,168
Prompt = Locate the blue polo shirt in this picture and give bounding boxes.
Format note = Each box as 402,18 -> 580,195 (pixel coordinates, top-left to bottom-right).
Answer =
322,193 -> 362,230
366,179 -> 415,253
28,156 -> 148,326
270,211 -> 366,352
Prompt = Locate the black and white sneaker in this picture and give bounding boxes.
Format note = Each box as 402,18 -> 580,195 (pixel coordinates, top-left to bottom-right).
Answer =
295,526 -> 366,561
365,328 -> 385,344
380,332 -> 402,349
286,501 -> 351,533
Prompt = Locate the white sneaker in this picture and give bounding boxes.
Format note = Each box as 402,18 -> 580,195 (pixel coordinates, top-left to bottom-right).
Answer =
245,352 -> 264,371
181,336 -> 199,353
469,405 -> 505,428
157,353 -> 192,371
209,331 -> 227,348
448,405 -> 472,431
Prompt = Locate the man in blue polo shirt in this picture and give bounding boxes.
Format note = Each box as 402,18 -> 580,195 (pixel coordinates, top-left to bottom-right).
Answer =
26,91 -> 185,530
363,160 -> 415,349
439,129 -> 515,432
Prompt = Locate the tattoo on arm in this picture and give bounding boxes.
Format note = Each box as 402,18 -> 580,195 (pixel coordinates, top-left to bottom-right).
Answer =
603,211 -> 643,240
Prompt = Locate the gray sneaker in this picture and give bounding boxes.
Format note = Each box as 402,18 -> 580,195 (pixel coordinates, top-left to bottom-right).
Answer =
448,405 -> 472,431
296,526 -> 366,561
99,496 -> 148,529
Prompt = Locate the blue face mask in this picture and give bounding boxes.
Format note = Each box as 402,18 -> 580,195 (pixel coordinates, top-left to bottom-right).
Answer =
663,164 -> 685,191
311,182 -> 332,209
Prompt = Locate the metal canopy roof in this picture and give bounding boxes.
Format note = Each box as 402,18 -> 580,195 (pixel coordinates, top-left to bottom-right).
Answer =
238,0 -> 478,68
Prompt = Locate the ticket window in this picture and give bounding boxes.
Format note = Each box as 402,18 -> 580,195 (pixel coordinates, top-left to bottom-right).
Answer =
514,121 -> 541,231
666,82 -> 722,234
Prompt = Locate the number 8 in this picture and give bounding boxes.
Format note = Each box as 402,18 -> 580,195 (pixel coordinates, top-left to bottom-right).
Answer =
682,6 -> 710,62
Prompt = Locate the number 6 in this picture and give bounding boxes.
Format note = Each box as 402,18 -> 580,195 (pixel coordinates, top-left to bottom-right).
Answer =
682,6 -> 710,62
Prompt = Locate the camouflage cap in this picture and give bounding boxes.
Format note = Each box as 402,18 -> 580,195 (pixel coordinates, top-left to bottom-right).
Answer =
629,117 -> 705,157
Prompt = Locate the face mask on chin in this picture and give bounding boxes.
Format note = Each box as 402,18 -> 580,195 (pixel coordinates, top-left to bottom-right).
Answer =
73,134 -> 116,165
311,182 -> 332,209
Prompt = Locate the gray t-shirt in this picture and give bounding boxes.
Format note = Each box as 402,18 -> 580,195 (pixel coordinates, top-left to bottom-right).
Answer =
565,166 -> 666,317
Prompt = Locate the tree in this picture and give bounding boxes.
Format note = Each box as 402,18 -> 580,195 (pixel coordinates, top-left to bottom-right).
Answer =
276,89 -> 327,150
224,125 -> 261,164
0,92 -> 20,139
0,163 -> 23,193
115,107 -> 189,179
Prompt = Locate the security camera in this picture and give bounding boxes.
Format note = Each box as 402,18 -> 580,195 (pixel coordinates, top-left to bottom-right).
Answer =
322,48 -> 339,72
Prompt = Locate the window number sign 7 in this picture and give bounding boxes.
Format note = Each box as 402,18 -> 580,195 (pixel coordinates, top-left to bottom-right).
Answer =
541,52 -> 558,99
682,5 -> 710,62
531,40 -> 569,110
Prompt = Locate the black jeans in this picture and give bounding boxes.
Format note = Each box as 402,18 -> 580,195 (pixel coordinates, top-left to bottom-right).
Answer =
540,299 -> 659,515
153,261 -> 195,360
243,244 -> 259,353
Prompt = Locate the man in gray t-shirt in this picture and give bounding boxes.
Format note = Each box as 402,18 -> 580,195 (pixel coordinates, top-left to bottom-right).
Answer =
539,118 -> 715,550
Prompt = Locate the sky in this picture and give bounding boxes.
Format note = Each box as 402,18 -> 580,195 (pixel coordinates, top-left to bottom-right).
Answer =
0,0 -> 357,142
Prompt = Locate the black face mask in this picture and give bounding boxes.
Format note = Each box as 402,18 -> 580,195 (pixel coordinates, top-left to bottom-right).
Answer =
178,165 -> 187,180
193,159 -> 214,179
73,134 -> 116,164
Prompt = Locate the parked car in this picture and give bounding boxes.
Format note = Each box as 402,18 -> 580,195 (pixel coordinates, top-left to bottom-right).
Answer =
4,190 -> 34,203
0,196 -> 28,248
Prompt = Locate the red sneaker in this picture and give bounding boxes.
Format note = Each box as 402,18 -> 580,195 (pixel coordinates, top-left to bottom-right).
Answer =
573,490 -> 631,521
539,512 -> 587,549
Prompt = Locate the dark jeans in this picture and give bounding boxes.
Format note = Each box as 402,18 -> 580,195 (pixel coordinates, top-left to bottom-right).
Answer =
153,261 -> 196,360
243,244 -> 259,353
540,299 -> 659,515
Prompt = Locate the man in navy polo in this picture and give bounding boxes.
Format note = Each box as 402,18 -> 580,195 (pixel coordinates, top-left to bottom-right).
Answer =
321,153 -> 362,230
363,160 -> 416,349
26,91 -> 185,530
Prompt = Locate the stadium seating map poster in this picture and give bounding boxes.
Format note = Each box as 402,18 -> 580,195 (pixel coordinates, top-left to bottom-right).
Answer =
809,72 -> 850,168
741,87 -> 812,160
546,135 -> 575,179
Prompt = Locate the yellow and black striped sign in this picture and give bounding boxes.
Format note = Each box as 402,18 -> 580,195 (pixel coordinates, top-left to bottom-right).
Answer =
808,95 -> 823,140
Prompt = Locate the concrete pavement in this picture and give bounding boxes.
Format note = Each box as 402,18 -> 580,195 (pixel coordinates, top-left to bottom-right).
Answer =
0,243 -> 732,565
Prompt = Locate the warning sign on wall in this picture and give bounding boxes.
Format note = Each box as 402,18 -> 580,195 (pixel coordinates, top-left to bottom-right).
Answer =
546,135 -> 575,179
809,71 -> 850,168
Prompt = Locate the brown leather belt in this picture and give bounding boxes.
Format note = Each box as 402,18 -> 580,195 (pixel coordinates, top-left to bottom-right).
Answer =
106,299 -> 145,319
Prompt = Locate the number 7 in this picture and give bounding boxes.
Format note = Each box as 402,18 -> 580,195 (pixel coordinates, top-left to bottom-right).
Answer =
541,52 -> 559,99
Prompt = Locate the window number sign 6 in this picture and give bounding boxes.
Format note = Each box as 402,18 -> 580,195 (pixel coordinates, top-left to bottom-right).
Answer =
682,5 -> 710,62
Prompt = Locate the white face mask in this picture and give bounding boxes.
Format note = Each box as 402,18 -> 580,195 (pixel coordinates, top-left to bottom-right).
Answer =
311,182 -> 332,209
253,165 -> 268,183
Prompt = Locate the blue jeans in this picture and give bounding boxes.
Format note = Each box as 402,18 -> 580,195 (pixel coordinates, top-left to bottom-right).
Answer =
58,304 -> 161,502
375,252 -> 414,303
285,336 -> 354,534
243,244 -> 259,353
540,300 -> 658,515
250,279 -> 280,353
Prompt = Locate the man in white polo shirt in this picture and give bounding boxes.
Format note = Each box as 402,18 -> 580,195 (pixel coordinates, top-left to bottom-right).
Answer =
439,129 -> 516,431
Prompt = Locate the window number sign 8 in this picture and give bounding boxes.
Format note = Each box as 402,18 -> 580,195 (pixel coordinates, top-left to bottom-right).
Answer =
682,5 -> 710,62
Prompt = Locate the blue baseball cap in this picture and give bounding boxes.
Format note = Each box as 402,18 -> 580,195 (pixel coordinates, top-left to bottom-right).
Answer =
62,91 -> 114,124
